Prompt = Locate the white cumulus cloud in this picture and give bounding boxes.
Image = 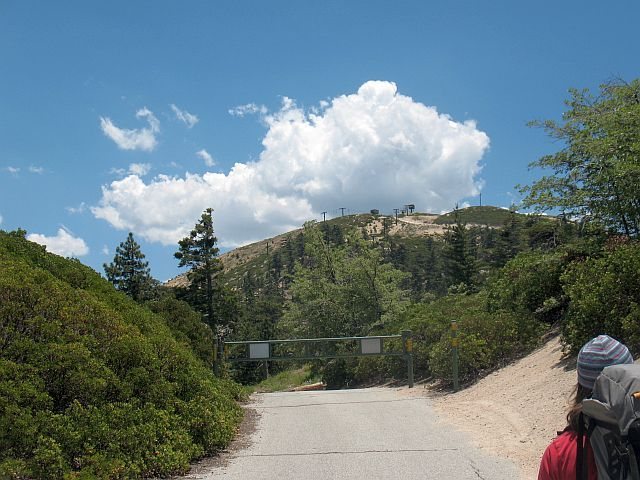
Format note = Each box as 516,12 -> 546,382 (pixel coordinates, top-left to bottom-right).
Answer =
100,107 -> 160,151
29,166 -> 44,174
170,104 -> 199,128
27,228 -> 89,257
93,81 -> 489,248
0,214 -> 3,225
196,149 -> 215,167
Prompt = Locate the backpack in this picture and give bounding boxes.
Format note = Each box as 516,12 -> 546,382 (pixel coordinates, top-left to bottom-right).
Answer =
578,364 -> 640,480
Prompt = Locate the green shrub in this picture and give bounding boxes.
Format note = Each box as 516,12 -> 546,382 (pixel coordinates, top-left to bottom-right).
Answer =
402,293 -> 542,385
31,436 -> 66,479
0,458 -> 30,479
0,231 -> 243,478
147,295 -> 215,366
561,242 -> 640,354
486,250 -> 568,324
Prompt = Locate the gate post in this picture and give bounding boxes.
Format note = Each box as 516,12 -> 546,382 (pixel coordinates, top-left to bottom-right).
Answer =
451,321 -> 459,391
402,330 -> 414,388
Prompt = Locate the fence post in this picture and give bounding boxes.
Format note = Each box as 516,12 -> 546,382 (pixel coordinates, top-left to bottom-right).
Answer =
451,321 -> 459,391
402,330 -> 414,388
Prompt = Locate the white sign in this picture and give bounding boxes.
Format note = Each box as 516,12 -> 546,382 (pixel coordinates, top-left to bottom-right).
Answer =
249,342 -> 270,359
361,338 -> 382,355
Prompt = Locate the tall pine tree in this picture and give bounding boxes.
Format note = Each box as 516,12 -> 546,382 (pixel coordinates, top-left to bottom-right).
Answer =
443,212 -> 477,290
174,208 -> 223,330
104,232 -> 155,302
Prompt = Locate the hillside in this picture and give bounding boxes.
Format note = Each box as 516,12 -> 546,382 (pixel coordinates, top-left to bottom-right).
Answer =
0,230 -> 244,478
166,205 -> 537,289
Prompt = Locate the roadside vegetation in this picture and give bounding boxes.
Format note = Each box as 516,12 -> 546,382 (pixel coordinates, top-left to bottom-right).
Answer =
0,230 -> 244,479
251,366 -> 319,393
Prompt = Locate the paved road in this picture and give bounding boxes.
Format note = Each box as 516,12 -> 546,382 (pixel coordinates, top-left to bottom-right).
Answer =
188,387 -> 519,480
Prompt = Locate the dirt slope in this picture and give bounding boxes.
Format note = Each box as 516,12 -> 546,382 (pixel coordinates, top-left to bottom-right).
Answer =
429,335 -> 576,480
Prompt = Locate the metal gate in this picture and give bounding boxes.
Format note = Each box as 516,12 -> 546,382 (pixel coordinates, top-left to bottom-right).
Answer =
222,330 -> 414,388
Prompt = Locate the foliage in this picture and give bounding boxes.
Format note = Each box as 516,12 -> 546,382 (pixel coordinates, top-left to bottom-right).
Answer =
322,359 -> 353,390
104,232 -> 156,302
442,213 -> 477,289
175,208 -> 224,330
147,293 -> 216,366
486,250 -> 569,324
521,78 -> 640,236
225,253 -> 288,384
561,241 -> 640,354
409,294 -> 543,384
281,223 -> 409,339
0,230 -> 243,479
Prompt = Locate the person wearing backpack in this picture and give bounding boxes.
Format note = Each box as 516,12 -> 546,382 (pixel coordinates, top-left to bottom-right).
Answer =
538,335 -> 634,480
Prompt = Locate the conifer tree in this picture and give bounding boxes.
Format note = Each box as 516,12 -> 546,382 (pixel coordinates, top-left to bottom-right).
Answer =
104,232 -> 155,302
443,213 -> 477,289
175,208 -> 223,330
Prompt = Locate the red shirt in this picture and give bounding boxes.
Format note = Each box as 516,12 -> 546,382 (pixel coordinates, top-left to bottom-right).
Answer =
538,430 -> 597,480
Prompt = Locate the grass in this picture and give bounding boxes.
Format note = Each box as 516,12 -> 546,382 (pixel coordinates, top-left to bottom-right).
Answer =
251,365 -> 320,393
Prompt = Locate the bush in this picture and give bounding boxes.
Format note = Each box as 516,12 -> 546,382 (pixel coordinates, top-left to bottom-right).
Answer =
486,251 -> 568,324
428,307 -> 541,383
403,293 -> 542,385
147,294 -> 216,366
0,231 -> 243,478
561,242 -> 640,354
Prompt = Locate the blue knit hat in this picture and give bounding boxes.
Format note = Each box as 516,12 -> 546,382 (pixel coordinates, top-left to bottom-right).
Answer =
577,335 -> 634,390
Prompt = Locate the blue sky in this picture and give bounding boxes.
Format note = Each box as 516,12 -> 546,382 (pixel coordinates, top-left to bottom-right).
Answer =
1,1 -> 638,281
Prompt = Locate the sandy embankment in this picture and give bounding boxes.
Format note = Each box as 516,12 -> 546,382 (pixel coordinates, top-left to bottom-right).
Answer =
427,336 -> 576,480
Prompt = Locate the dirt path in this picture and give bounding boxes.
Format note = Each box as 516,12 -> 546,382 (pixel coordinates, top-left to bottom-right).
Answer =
427,335 -> 576,480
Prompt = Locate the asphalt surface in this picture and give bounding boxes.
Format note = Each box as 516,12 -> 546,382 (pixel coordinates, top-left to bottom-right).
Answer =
188,387 -> 519,480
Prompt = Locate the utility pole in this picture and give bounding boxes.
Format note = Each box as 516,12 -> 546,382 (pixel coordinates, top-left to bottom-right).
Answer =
393,208 -> 399,225
321,211 -> 327,222
339,207 -> 346,217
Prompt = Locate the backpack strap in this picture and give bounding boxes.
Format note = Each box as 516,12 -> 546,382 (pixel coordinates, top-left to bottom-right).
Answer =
577,413 -> 596,480
577,412 -> 585,480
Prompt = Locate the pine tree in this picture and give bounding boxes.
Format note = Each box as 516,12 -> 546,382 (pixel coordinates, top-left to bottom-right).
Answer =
423,236 -> 444,295
104,232 -> 155,302
443,213 -> 477,289
494,209 -> 521,266
174,208 -> 223,330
